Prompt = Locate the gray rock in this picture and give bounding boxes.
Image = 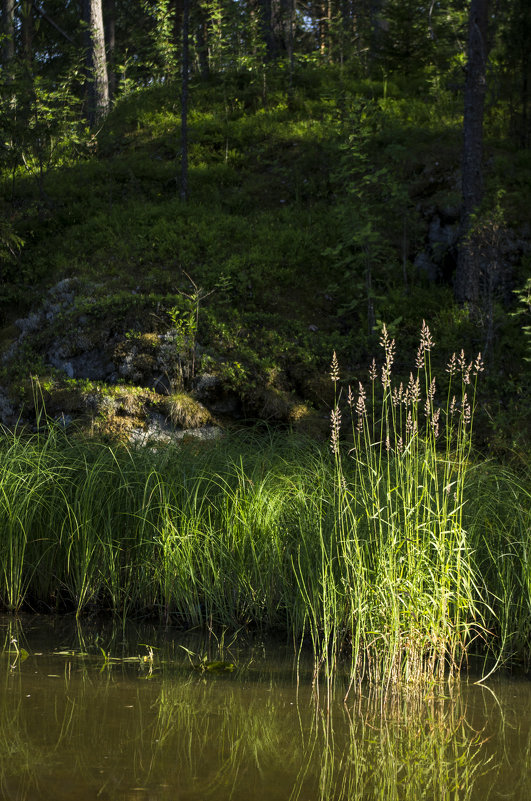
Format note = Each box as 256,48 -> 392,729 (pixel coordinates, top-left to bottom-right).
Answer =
194,372 -> 220,399
0,388 -> 16,426
152,374 -> 172,395
194,372 -> 240,416
428,216 -> 458,253
129,415 -> 223,447
69,351 -> 115,381
47,352 -> 75,378
15,312 -> 42,337
414,252 -> 438,283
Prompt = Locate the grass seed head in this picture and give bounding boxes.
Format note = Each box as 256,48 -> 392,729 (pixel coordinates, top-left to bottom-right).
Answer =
473,352 -> 484,375
407,372 -> 421,404
431,407 -> 441,438
462,393 -> 471,425
379,323 -> 390,352
446,352 -> 457,375
330,351 -> 340,383
420,319 -> 434,350
330,406 -> 341,453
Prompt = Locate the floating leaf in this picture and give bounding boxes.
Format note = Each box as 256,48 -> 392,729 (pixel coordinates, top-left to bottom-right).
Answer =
195,660 -> 235,674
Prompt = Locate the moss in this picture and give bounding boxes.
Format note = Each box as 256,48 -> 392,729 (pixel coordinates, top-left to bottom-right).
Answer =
89,412 -> 144,442
248,385 -> 293,421
288,402 -> 313,423
45,387 -> 86,414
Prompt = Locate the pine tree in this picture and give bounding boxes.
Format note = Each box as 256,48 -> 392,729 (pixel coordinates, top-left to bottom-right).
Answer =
1,0 -> 15,70
455,0 -> 490,306
82,0 -> 110,125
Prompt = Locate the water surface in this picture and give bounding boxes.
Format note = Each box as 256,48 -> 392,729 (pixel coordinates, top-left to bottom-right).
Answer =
1,616 -> 530,800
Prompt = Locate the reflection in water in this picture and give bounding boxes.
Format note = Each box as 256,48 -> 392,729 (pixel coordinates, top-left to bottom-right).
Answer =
0,616 -> 530,800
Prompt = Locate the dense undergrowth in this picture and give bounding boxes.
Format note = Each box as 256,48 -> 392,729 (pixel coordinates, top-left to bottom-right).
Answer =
1,65 -> 530,458
1,339 -> 529,684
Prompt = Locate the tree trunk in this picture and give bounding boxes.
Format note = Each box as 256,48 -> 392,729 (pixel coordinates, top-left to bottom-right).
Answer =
195,4 -> 210,79
288,0 -> 295,92
455,0 -> 489,305
318,2 -> 327,55
82,0 -> 110,126
21,0 -> 34,68
1,0 -> 15,68
258,0 -> 278,59
171,0 -> 184,48
179,0 -> 189,201
104,0 -> 116,100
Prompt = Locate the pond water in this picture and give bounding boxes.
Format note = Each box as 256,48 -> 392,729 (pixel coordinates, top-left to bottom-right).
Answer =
1,615 -> 530,801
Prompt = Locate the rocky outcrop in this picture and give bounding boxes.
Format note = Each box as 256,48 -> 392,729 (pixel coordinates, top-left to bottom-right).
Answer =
1,278 -> 310,441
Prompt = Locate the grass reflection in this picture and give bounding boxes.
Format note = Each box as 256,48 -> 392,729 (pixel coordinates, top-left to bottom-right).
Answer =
1,619 -> 525,800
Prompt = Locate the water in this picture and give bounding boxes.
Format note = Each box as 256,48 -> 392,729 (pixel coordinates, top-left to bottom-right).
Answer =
1,615 -> 530,801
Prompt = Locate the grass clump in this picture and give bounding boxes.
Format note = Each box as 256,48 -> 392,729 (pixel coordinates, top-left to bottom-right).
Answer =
163,392 -> 211,428
310,322 -> 487,685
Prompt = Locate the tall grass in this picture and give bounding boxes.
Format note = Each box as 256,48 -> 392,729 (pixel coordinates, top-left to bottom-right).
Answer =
0,326 -> 529,684
309,323 -> 489,685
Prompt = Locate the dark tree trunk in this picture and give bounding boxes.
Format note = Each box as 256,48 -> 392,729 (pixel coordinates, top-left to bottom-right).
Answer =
195,3 -> 210,79
281,0 -> 295,94
82,0 -> 110,126
179,0 -> 189,201
171,0 -> 184,47
104,0 -> 116,100
22,1 -> 34,68
258,0 -> 278,59
1,0 -> 15,68
318,1 -> 327,55
455,0 -> 489,305
339,0 -> 352,62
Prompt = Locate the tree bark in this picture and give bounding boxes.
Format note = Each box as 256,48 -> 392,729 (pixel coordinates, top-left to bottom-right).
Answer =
195,4 -> 210,79
171,0 -> 184,48
179,0 -> 189,201
455,0 -> 489,305
287,0 -> 295,93
258,0 -> 278,59
82,0 -> 110,126
21,0 -> 34,67
1,0 -> 15,68
104,0 -> 116,100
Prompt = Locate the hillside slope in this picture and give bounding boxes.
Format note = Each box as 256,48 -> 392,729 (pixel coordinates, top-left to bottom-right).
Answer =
1,68 -> 529,457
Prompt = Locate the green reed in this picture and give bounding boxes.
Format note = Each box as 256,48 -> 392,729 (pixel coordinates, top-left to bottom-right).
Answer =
318,323 -> 489,684
0,328 -> 529,684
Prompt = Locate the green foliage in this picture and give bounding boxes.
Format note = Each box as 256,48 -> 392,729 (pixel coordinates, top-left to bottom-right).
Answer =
324,98 -> 420,336
0,215 -> 24,270
141,0 -> 179,81
0,61 -> 88,191
0,59 -> 529,454
512,275 -> 531,362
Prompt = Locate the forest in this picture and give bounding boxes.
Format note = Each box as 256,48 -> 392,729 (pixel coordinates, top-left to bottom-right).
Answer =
0,1 -> 530,682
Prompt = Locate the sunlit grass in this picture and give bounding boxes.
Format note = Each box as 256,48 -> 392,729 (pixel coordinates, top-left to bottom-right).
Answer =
0,327 -> 529,685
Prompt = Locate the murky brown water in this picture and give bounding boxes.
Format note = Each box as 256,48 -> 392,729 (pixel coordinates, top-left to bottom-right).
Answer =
1,615 -> 530,801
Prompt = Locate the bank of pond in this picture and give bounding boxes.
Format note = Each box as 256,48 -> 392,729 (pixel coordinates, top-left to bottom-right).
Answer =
0,422 -> 529,686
